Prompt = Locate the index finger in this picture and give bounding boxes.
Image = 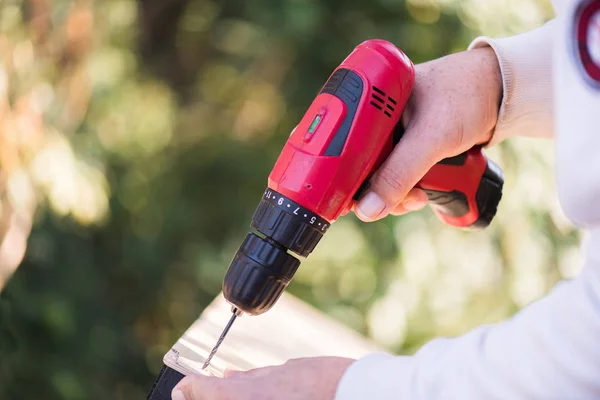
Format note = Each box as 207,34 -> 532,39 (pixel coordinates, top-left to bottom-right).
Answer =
172,374 -> 225,400
355,125 -> 440,222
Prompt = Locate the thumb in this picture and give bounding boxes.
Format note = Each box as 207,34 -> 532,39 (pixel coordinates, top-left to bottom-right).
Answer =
172,374 -> 221,400
355,125 -> 439,222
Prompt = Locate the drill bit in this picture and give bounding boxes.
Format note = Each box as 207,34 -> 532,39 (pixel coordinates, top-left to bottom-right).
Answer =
202,308 -> 242,370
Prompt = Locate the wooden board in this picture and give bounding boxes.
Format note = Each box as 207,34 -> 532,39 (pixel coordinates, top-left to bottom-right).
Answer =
163,292 -> 384,377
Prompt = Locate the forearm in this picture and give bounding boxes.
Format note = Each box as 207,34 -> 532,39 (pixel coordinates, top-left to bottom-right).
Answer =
335,231 -> 600,400
470,20 -> 556,146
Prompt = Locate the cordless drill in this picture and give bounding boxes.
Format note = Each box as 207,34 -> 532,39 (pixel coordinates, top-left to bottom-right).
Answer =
202,39 -> 504,369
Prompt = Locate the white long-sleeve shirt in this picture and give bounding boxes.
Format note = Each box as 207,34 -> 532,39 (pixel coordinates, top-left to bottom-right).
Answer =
335,0 -> 600,398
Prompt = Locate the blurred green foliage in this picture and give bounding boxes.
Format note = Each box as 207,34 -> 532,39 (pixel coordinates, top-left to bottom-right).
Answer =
0,0 -> 577,399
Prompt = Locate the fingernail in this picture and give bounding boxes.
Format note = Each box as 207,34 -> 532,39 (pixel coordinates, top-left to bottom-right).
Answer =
404,199 -> 426,211
356,192 -> 387,220
172,389 -> 186,400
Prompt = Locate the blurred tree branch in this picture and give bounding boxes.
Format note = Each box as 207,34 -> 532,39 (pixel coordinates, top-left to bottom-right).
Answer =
0,172 -> 32,291
0,0 -> 97,289
137,0 -> 192,99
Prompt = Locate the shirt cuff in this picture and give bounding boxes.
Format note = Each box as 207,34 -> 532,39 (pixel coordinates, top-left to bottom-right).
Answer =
334,353 -> 415,400
468,21 -> 555,146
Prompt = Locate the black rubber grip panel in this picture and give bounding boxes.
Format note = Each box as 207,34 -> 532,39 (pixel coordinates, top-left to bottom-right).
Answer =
320,68 -> 364,156
423,189 -> 470,217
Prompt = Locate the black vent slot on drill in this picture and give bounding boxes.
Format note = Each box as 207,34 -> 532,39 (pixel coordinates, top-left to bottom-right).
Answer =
370,86 -> 397,118
370,101 -> 382,110
372,86 -> 385,96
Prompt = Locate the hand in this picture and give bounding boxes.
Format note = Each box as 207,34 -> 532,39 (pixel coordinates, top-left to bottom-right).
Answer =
354,47 -> 502,221
171,357 -> 355,400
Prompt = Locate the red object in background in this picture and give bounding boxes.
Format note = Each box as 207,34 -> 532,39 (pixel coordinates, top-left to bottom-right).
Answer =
574,0 -> 600,85
268,39 -> 503,228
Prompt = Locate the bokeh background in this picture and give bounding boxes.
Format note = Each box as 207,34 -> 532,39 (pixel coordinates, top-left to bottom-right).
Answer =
0,0 -> 580,399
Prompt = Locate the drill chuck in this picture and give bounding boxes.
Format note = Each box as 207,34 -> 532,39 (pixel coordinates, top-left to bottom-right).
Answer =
223,232 -> 299,315
223,189 -> 329,315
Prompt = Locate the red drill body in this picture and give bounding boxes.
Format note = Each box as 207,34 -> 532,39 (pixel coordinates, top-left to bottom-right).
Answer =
269,40 -> 414,223
204,39 -> 504,370
223,39 -> 504,316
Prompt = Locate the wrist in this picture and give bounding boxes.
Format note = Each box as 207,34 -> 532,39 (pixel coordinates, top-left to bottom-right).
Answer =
335,353 -> 414,400
467,47 -> 503,145
479,47 -> 504,128
468,20 -> 555,146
